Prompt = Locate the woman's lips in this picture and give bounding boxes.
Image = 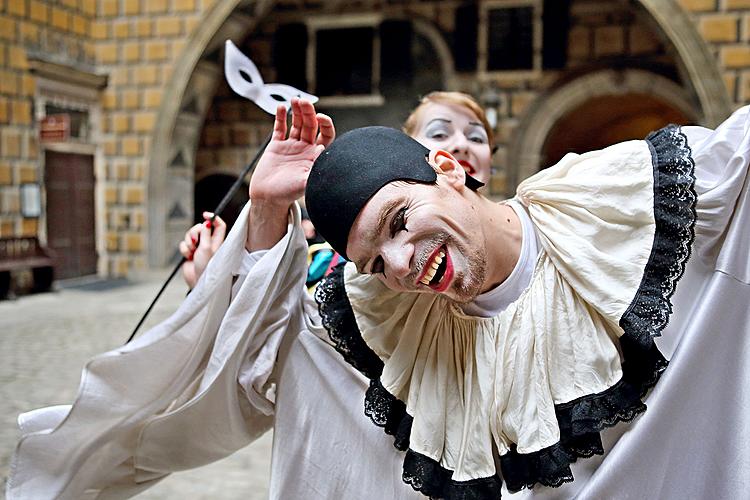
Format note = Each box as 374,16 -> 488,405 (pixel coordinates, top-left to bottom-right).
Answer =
458,160 -> 475,175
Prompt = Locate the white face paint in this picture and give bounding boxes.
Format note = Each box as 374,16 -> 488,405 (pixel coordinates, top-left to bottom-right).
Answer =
224,40 -> 318,115
411,102 -> 493,184
346,178 -> 487,304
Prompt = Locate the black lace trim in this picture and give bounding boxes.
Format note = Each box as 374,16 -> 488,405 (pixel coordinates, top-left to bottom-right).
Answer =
315,126 -> 696,499
621,125 -> 697,345
315,264 -> 384,380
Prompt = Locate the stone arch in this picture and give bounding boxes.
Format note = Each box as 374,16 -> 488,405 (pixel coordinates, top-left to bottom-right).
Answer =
147,0 -> 275,266
638,0 -> 732,127
509,69 -> 698,187
410,18 -> 456,90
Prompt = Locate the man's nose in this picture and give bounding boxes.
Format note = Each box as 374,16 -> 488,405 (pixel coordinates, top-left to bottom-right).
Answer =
382,240 -> 413,279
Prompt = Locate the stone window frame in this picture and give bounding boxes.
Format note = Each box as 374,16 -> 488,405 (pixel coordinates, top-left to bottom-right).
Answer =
30,59 -> 107,275
478,0 -> 543,82
305,13 -> 386,108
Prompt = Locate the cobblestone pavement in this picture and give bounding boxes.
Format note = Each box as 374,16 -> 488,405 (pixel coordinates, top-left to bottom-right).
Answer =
0,272 -> 271,499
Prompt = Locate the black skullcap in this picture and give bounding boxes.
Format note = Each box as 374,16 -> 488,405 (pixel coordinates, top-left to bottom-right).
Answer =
305,126 -> 484,259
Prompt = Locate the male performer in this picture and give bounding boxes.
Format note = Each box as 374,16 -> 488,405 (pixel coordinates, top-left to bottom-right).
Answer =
8,98 -> 750,499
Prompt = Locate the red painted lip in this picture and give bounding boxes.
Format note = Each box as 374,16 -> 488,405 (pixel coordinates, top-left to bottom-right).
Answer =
458,160 -> 475,175
416,245 -> 453,293
417,245 -> 444,284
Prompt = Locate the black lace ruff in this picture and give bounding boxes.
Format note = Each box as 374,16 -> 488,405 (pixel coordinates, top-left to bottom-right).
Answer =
314,125 -> 696,499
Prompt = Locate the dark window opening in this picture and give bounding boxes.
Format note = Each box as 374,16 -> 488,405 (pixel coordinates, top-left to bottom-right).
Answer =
542,0 -> 570,69
454,2 -> 478,72
380,20 -> 413,96
315,27 -> 373,96
273,23 -> 308,91
487,7 -> 534,71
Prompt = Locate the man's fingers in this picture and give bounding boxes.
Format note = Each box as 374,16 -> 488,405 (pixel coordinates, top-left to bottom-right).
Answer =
298,100 -> 318,144
316,113 -> 335,146
272,104 -> 288,141
288,98 -> 302,140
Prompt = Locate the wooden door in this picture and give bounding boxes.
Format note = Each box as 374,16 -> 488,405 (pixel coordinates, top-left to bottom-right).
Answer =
44,151 -> 97,279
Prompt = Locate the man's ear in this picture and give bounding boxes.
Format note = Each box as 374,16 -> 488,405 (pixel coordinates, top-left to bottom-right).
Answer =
428,149 -> 466,189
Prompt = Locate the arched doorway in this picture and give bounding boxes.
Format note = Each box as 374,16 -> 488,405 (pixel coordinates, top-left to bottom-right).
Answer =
510,69 -> 699,188
542,93 -> 690,168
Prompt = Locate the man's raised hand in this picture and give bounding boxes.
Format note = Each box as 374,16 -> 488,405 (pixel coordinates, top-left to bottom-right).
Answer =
245,98 -> 335,252
249,98 -> 335,208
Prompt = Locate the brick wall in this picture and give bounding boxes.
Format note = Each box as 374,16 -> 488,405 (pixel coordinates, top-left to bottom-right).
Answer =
94,0 -> 210,276
679,0 -> 750,105
0,0 -> 95,239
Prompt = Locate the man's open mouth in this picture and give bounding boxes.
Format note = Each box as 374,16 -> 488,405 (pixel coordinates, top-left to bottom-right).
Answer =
419,245 -> 449,288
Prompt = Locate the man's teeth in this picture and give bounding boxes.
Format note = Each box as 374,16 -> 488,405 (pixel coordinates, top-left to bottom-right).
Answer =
420,250 -> 445,285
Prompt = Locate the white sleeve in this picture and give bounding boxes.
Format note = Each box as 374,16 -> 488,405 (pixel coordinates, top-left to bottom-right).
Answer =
7,202 -> 310,500
231,249 -> 269,298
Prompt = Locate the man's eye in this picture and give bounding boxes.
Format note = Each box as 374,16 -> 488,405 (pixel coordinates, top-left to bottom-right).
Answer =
390,207 -> 407,237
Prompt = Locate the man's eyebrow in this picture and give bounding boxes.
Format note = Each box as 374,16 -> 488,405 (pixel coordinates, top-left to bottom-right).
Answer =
355,197 -> 402,273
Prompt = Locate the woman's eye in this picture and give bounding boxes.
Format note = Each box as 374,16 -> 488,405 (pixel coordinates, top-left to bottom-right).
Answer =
469,135 -> 487,144
390,207 -> 407,237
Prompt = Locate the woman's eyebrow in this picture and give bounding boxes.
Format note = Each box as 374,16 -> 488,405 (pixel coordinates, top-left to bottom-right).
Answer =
425,118 -> 451,126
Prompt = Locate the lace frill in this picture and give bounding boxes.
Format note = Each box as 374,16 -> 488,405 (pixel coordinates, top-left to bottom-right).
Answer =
314,125 -> 696,499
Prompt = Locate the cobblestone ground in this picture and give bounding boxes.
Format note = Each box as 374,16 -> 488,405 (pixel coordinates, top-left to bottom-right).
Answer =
0,272 -> 271,499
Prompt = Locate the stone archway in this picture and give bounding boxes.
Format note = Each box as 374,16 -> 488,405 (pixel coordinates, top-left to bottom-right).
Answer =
542,93 -> 691,168
147,0 -> 275,266
509,69 -> 699,189
638,0 -> 732,127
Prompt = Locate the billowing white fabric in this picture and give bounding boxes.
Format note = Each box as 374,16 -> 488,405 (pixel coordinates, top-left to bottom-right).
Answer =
7,106 -> 750,499
7,203 -> 309,499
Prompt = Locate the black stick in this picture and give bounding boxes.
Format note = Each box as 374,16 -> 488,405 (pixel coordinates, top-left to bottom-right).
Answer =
125,130 -> 274,344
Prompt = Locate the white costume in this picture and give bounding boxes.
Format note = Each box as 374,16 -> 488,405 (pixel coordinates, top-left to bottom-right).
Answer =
7,107 -> 750,499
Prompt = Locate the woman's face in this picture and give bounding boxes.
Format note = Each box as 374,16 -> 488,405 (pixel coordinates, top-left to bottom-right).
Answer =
410,101 -> 492,184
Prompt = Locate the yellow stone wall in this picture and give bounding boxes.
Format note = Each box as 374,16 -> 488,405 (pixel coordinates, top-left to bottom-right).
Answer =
0,0 -> 95,239
679,0 -> 750,104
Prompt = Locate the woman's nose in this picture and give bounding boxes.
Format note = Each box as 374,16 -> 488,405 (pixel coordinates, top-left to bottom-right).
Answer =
450,133 -> 469,154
